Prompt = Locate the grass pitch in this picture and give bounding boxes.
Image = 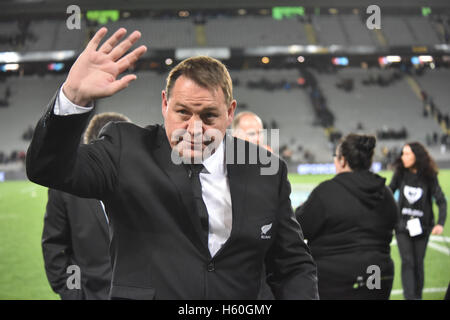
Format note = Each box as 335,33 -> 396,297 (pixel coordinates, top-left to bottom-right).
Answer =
0,170 -> 448,299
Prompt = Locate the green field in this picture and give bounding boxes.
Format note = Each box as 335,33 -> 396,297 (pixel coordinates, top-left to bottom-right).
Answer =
0,171 -> 449,299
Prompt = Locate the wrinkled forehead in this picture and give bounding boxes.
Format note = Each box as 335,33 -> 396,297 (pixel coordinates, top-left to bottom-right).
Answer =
170,76 -> 227,105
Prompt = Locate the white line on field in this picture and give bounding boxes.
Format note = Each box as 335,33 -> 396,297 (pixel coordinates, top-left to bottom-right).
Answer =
390,238 -> 450,255
427,242 -> 450,256
430,235 -> 450,243
390,287 -> 448,295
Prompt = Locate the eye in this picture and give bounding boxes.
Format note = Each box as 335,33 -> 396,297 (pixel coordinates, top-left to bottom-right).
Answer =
202,113 -> 218,123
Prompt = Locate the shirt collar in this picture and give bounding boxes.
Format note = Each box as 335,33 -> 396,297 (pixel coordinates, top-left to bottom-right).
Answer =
202,140 -> 226,176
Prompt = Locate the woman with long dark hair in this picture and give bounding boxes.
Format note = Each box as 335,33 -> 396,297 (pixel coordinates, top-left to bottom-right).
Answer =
296,133 -> 398,299
389,142 -> 447,300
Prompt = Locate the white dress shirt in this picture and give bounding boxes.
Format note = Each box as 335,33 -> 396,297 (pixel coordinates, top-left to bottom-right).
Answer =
54,88 -> 233,257
54,85 -> 94,115
99,201 -> 109,225
199,141 -> 233,257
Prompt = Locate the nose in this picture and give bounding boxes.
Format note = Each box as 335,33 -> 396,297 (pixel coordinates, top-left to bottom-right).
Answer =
187,117 -> 204,141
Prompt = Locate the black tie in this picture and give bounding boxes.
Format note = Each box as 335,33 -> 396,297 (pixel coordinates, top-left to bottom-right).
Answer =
189,164 -> 209,244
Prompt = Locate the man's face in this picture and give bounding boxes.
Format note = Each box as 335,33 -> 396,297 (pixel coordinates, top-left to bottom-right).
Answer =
234,115 -> 263,145
162,75 -> 236,162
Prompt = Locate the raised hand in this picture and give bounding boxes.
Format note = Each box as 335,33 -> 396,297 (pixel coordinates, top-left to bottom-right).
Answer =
63,27 -> 147,106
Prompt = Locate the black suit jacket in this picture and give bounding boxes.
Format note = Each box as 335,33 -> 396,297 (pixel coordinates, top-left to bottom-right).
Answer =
27,92 -> 318,300
42,189 -> 112,300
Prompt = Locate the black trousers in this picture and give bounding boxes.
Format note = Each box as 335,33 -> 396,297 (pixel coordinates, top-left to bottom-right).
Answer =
395,231 -> 430,300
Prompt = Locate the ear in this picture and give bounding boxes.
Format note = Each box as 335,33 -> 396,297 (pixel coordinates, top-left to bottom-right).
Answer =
340,157 -> 347,169
227,99 -> 237,126
161,90 -> 168,116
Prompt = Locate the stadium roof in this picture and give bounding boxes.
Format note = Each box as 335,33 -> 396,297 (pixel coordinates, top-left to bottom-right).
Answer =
1,0 -> 450,16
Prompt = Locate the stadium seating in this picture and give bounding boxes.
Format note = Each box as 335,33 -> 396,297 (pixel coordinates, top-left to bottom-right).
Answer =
1,67 -> 448,164
95,71 -> 165,125
0,13 -> 448,164
310,67 -> 446,161
415,68 -> 450,114
0,74 -> 65,154
204,16 -> 308,47
102,18 -> 196,49
0,14 -> 444,52
406,16 -> 441,45
230,68 -> 331,162
0,22 -> 21,52
312,15 -> 348,46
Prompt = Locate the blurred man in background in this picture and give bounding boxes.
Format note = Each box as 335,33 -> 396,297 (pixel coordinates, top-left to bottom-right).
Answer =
42,112 -> 130,300
232,111 -> 273,152
232,111 -> 264,145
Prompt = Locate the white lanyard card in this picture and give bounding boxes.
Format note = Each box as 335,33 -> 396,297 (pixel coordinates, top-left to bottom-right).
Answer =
407,218 -> 423,237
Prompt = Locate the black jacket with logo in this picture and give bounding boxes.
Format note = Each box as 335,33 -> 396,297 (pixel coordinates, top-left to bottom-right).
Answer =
26,92 -> 319,300
389,171 -> 447,233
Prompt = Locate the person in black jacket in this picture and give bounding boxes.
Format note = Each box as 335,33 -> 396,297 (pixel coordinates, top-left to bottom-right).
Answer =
296,133 -> 399,299
389,142 -> 447,300
42,112 -> 130,300
27,28 -> 318,299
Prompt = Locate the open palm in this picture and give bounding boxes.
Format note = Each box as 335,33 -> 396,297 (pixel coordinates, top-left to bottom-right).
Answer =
63,27 -> 147,106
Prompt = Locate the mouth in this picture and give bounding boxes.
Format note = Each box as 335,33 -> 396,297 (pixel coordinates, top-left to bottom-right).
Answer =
174,140 -> 203,151
178,137 -> 215,147
189,143 -> 204,149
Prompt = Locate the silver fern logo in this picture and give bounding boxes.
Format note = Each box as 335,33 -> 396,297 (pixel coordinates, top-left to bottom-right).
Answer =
261,223 -> 272,239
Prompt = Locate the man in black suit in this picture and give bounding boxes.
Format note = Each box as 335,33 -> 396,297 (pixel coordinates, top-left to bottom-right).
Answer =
42,112 -> 131,300
26,27 -> 318,299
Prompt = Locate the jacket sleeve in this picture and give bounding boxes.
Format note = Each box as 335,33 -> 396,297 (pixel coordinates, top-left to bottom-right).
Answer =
431,176 -> 447,226
26,91 -> 121,199
42,189 -> 82,300
388,171 -> 400,194
265,161 -> 319,300
384,186 -> 400,229
295,186 -> 327,242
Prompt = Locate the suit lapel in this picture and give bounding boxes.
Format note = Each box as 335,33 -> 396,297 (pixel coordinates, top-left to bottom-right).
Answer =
215,135 -> 249,257
152,126 -> 211,257
86,199 -> 109,240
